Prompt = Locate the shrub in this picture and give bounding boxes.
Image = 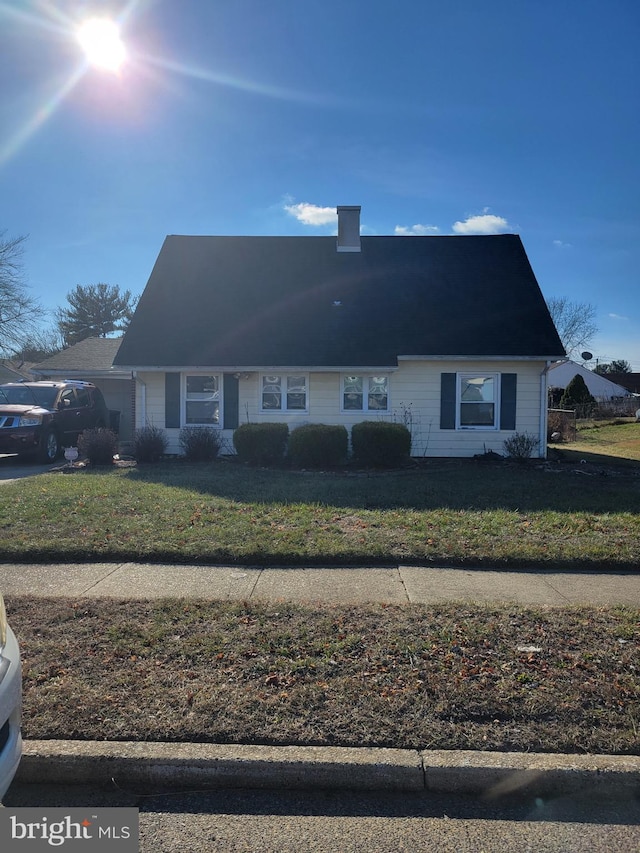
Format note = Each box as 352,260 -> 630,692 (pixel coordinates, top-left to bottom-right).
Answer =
351,421 -> 411,468
77,428 -> 118,466
179,427 -> 221,462
503,431 -> 540,462
233,423 -> 289,466
559,374 -> 597,418
133,425 -> 168,463
547,409 -> 576,442
288,424 -> 348,468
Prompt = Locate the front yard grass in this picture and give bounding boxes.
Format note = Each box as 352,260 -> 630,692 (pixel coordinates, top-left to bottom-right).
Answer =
0,456 -> 639,568
3,433 -> 639,755
9,597 -> 639,755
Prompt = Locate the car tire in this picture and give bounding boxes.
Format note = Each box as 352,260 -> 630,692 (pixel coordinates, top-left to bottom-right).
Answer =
39,429 -> 60,463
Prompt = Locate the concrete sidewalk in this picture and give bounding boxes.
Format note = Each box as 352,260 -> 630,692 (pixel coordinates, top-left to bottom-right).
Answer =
1,562 -> 640,606
4,561 -> 640,799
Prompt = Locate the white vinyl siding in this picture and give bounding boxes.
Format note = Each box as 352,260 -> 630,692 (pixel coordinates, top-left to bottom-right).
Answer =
392,360 -> 543,457
139,359 -> 546,457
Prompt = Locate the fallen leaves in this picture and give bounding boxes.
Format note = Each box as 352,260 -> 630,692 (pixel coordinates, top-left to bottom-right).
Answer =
9,597 -> 640,754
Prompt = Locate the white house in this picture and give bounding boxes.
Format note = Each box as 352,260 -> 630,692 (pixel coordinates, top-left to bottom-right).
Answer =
548,361 -> 634,403
113,206 -> 565,458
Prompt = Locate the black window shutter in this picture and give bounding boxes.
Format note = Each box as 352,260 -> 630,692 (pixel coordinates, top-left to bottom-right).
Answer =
223,374 -> 239,430
440,373 -> 457,430
165,373 -> 181,428
500,373 -> 517,430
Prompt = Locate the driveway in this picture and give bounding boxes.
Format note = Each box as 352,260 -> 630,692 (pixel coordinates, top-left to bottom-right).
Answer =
0,454 -> 59,483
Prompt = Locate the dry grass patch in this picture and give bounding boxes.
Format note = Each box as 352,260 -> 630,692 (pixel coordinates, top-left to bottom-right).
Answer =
9,597 -> 639,755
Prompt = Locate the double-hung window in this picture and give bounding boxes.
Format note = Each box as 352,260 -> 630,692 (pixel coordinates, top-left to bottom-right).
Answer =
185,375 -> 220,425
440,372 -> 517,432
458,374 -> 498,428
261,374 -> 307,412
342,375 -> 389,412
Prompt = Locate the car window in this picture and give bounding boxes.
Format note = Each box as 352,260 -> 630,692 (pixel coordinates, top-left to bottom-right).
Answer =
59,388 -> 77,408
0,385 -> 40,406
27,386 -> 59,408
75,387 -> 91,408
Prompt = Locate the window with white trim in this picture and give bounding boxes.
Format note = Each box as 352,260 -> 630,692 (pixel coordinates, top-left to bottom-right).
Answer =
184,374 -> 220,425
458,374 -> 498,428
342,375 -> 389,412
261,374 -> 308,412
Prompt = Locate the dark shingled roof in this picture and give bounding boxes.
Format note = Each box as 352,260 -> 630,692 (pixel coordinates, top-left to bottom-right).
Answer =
114,234 -> 565,368
33,337 -> 123,372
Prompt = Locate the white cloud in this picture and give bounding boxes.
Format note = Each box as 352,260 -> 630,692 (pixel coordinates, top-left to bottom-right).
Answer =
609,313 -> 629,321
452,213 -> 511,235
553,239 -> 572,249
394,224 -> 440,236
284,201 -> 337,227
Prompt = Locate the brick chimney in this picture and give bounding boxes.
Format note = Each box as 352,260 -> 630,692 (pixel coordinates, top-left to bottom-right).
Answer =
336,205 -> 361,252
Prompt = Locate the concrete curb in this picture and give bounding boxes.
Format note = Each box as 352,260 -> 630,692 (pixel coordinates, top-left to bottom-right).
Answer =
17,741 -> 640,797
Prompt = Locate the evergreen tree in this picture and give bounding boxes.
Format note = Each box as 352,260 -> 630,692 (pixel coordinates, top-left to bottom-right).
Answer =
56,283 -> 138,346
559,374 -> 597,418
594,360 -> 632,375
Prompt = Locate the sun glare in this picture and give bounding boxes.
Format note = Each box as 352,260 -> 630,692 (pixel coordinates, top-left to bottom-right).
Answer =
77,18 -> 126,73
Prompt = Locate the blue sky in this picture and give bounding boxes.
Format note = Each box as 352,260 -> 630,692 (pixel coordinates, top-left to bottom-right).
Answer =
2,0 -> 639,367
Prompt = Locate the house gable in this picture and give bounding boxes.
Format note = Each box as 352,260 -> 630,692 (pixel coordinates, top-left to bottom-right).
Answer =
114,234 -> 565,370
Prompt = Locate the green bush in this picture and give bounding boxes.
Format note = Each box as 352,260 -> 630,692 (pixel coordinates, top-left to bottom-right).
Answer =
179,427 -> 221,462
133,425 -> 168,463
288,424 -> 348,468
77,428 -> 118,466
351,421 -> 411,468
233,423 -> 289,466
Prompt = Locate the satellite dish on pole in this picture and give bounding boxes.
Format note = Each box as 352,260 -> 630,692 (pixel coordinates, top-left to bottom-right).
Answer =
581,352 -> 593,361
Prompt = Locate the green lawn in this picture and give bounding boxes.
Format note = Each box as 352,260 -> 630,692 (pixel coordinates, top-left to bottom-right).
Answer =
552,419 -> 640,464
1,451 -> 638,568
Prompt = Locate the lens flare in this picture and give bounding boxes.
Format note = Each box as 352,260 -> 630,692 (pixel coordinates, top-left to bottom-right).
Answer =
77,18 -> 126,73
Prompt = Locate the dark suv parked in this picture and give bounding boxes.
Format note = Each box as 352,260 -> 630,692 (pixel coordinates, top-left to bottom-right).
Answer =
0,381 -> 110,462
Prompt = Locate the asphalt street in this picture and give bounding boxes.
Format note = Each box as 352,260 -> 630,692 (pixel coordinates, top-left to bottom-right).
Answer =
5,782 -> 640,853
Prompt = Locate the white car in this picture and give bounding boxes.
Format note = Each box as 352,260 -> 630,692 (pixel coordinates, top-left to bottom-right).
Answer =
0,592 -> 21,801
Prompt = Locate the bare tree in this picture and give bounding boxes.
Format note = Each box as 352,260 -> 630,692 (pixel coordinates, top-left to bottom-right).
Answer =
547,296 -> 598,359
0,231 -> 42,355
11,326 -> 64,363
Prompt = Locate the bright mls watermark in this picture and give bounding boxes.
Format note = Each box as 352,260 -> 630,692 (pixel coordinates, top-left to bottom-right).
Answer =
0,809 -> 138,851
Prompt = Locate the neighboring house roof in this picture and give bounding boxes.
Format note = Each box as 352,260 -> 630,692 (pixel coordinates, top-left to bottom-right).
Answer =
0,360 -> 34,382
31,337 -> 126,377
114,233 -> 565,369
548,361 -> 633,399
602,372 -> 640,395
